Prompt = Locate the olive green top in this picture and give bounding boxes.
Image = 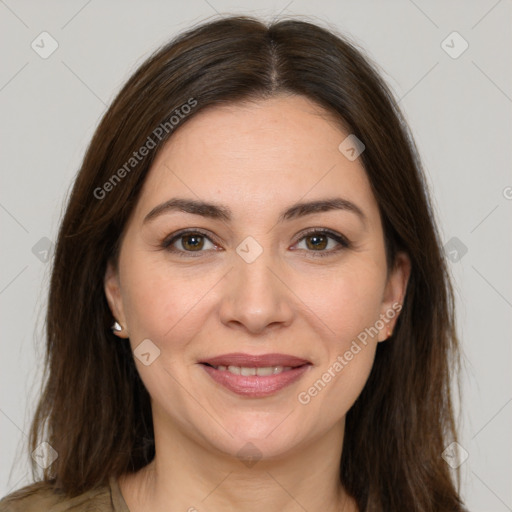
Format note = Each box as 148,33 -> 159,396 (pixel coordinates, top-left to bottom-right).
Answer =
0,477 -> 130,512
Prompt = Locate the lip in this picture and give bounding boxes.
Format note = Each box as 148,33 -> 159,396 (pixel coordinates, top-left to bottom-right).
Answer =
199,352 -> 312,398
199,352 -> 311,368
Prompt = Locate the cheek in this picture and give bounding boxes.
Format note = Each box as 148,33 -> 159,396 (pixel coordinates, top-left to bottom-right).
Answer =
301,259 -> 385,342
298,344 -> 376,424
118,257 -> 215,424
120,252 -> 209,342
293,262 -> 384,413
296,299 -> 380,423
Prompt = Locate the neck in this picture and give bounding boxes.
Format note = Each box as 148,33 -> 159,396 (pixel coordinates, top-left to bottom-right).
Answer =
119,415 -> 357,512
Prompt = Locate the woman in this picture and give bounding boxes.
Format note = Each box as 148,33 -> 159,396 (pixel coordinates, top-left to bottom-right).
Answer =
0,15 -> 467,512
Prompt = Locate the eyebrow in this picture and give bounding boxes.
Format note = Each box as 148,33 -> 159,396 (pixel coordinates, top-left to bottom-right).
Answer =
143,197 -> 367,226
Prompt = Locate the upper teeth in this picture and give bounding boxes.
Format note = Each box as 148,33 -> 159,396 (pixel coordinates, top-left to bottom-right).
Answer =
213,365 -> 293,376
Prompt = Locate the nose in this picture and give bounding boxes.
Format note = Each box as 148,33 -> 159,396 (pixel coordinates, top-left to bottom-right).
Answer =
218,246 -> 294,335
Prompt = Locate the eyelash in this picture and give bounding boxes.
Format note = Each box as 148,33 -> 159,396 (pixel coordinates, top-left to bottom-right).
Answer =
161,228 -> 351,258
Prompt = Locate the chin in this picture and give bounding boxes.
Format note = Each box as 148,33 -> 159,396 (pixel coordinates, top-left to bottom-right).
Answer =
196,409 -> 312,461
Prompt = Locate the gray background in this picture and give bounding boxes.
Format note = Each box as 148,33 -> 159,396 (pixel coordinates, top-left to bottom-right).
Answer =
1,1 -> 511,510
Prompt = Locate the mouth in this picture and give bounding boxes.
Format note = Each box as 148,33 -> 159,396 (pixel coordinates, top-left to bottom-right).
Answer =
202,363 -> 297,376
198,353 -> 312,398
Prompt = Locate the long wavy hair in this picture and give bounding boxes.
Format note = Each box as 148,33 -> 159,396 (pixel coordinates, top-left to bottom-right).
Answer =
3,15 -> 465,511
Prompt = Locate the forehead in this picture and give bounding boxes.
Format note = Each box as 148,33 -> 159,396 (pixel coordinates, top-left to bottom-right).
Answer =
132,94 -> 380,227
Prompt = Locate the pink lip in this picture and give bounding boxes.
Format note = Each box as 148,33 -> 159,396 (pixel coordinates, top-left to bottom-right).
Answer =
200,352 -> 310,368
199,352 -> 312,398
201,365 -> 310,398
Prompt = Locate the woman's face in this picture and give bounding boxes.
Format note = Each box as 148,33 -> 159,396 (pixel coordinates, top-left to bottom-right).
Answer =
105,94 -> 410,460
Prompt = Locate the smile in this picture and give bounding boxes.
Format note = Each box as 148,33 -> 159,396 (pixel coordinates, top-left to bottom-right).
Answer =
206,364 -> 293,376
199,353 -> 312,398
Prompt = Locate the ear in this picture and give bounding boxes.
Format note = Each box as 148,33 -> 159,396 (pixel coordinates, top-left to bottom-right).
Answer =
104,259 -> 129,338
377,251 -> 411,342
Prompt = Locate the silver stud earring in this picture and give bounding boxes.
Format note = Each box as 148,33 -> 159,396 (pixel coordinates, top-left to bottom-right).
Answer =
111,321 -> 122,333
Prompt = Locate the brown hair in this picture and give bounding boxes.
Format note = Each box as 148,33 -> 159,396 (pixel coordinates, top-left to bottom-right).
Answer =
3,15 -> 465,511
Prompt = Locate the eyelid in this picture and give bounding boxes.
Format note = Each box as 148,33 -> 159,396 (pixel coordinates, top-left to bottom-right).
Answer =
294,227 -> 351,248
161,228 -> 220,255
291,228 -> 351,258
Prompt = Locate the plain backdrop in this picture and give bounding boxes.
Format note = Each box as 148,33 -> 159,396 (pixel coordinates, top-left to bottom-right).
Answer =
0,1 -> 511,510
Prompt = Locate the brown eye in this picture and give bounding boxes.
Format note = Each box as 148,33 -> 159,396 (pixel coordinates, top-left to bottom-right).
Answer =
180,234 -> 205,251
294,229 -> 351,258
162,229 -> 217,256
304,233 -> 329,251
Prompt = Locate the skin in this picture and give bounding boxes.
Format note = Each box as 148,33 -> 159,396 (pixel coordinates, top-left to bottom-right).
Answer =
104,94 -> 411,512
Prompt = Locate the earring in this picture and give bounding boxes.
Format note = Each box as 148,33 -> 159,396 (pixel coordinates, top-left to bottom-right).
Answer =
111,321 -> 123,333
387,327 -> 393,339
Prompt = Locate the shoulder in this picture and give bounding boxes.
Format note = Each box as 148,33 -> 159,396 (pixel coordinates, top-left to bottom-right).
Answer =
0,479 -> 116,512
